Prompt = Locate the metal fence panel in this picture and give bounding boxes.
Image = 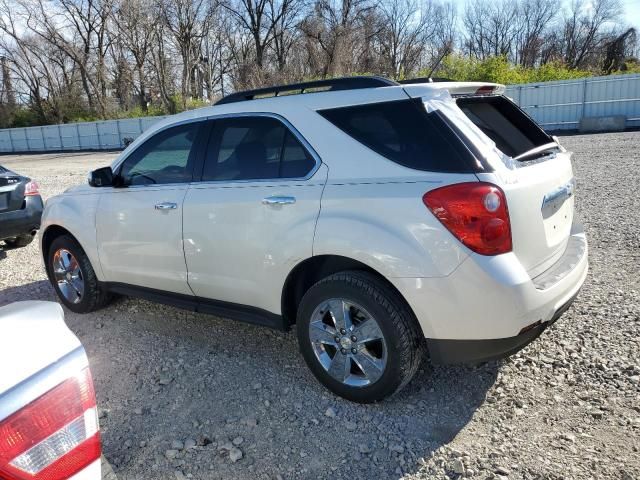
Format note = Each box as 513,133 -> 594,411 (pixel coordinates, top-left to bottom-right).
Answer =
505,73 -> 640,130
43,126 -> 63,150
0,74 -> 638,153
0,115 -> 167,153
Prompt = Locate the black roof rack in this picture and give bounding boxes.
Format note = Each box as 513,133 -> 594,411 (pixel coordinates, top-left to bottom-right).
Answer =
215,76 -> 398,105
398,77 -> 454,84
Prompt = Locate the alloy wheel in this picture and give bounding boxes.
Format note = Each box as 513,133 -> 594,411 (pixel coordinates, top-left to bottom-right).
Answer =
52,248 -> 84,304
308,298 -> 387,387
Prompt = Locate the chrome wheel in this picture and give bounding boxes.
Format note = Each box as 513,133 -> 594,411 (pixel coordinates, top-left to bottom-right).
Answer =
309,298 -> 387,387
52,248 -> 84,304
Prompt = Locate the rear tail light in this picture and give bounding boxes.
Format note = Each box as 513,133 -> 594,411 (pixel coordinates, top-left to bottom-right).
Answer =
423,182 -> 512,255
24,181 -> 40,196
475,86 -> 496,95
0,369 -> 101,480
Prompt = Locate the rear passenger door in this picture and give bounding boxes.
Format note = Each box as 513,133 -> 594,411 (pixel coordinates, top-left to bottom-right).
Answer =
182,115 -> 327,315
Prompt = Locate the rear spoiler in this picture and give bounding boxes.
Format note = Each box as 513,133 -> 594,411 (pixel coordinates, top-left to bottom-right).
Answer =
400,79 -> 506,97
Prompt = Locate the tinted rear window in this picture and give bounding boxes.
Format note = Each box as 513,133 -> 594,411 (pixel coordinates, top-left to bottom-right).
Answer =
456,96 -> 551,158
318,99 -> 477,173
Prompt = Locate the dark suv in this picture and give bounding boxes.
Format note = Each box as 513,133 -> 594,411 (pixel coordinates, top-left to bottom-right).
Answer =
0,164 -> 43,249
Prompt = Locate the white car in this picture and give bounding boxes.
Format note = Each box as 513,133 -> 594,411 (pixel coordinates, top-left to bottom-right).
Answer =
40,76 -> 588,402
0,302 -> 101,479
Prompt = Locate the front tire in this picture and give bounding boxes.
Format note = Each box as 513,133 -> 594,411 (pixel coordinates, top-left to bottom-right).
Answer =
297,271 -> 424,403
47,234 -> 111,313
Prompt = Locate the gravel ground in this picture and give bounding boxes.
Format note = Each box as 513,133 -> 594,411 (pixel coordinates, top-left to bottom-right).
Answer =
0,132 -> 639,480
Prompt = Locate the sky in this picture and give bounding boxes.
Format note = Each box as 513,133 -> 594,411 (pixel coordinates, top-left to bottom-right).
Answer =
445,0 -> 640,32
621,0 -> 640,30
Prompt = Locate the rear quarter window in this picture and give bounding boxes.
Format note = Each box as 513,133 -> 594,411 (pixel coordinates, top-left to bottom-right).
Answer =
318,99 -> 478,173
456,96 -> 551,158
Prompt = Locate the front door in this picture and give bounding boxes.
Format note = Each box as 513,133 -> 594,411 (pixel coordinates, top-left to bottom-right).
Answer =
96,121 -> 203,295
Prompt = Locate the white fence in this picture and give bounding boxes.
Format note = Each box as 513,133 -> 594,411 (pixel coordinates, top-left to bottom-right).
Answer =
0,116 -> 167,153
0,73 -> 638,153
504,73 -> 640,131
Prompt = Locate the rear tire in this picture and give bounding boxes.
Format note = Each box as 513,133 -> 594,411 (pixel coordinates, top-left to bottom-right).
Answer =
296,271 -> 424,403
47,234 -> 111,313
4,234 -> 34,248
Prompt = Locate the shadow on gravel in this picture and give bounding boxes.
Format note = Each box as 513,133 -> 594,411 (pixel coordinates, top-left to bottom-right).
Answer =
0,280 -> 499,480
0,279 -> 55,306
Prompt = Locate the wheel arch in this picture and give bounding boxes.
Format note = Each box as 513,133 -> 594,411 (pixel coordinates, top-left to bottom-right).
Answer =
40,224 -> 106,283
41,225 -> 75,261
281,254 -> 420,331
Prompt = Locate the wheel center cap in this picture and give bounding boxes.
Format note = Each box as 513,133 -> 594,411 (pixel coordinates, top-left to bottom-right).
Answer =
339,337 -> 352,349
66,272 -> 72,281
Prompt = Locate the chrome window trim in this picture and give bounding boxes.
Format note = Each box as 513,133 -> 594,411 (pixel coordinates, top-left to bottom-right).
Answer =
111,112 -> 323,187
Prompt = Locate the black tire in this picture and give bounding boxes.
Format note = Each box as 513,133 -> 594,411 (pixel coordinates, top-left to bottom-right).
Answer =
46,234 -> 111,313
296,270 -> 424,403
4,234 -> 34,248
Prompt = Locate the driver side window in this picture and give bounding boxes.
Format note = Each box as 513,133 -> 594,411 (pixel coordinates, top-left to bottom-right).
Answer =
120,123 -> 200,185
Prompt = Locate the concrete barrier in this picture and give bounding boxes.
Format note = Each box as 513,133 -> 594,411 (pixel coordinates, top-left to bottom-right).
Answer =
579,115 -> 626,133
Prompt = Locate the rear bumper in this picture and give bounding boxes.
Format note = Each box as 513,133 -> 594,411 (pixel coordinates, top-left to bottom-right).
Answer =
0,195 -> 43,241
390,221 -> 588,343
426,289 -> 580,364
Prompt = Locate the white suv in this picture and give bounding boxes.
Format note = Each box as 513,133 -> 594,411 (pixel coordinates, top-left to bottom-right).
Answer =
41,76 -> 588,402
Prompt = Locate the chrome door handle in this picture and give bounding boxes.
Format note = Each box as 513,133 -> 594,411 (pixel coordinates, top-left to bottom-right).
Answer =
262,196 -> 296,206
155,202 -> 178,210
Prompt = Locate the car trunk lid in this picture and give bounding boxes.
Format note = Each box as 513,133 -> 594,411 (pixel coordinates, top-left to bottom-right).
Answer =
483,153 -> 575,276
453,95 -> 575,275
405,87 -> 576,276
0,167 -> 26,213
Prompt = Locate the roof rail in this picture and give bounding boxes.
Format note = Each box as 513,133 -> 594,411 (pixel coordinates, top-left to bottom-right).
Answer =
399,77 -> 454,84
215,76 -> 398,105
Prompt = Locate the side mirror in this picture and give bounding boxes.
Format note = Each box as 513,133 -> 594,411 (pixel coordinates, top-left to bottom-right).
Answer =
88,166 -> 114,187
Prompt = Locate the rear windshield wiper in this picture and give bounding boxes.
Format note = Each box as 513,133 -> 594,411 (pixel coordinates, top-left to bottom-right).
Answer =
512,142 -> 560,162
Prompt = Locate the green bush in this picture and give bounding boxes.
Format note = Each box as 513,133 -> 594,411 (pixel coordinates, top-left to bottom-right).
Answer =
430,55 -> 592,85
11,107 -> 41,128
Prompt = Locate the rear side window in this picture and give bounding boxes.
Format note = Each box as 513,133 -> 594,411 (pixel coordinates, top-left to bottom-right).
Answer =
203,116 -> 316,181
456,96 -> 551,158
318,99 -> 477,173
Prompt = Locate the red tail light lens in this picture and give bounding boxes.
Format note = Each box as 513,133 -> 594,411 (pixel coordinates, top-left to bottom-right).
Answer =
0,369 -> 101,480
24,181 -> 40,196
423,182 -> 512,255
475,85 -> 496,95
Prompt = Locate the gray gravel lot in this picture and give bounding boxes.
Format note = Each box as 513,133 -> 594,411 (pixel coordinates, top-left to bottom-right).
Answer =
1,132 -> 639,480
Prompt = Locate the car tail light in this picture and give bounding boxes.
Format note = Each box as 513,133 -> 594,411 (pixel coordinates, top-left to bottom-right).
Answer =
423,182 -> 512,255
475,85 -> 496,95
0,369 -> 101,480
24,181 -> 40,196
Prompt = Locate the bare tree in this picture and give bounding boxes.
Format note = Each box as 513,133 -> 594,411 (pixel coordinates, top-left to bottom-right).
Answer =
463,0 -> 520,59
516,0 -> 559,67
112,0 -> 155,110
378,0 -> 439,78
300,0 -> 375,77
20,0 -> 114,116
160,0 -> 212,108
559,0 -> 623,68
0,0 -> 633,127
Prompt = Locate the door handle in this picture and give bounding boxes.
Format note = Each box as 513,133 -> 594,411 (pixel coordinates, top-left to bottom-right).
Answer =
262,196 -> 296,206
155,202 -> 178,210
